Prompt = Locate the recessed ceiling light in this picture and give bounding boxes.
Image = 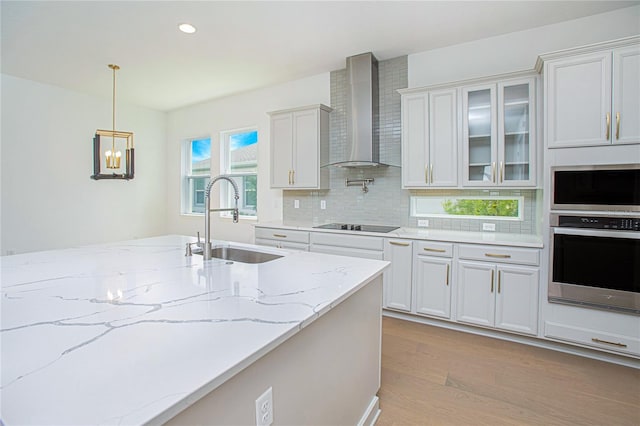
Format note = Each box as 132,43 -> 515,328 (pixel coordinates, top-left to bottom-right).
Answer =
178,23 -> 196,34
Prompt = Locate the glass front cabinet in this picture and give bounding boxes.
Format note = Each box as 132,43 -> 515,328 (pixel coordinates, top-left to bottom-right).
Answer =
462,77 -> 536,187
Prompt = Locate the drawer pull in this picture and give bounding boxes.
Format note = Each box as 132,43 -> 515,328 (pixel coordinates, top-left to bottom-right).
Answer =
591,338 -> 627,348
445,264 -> 450,286
485,253 -> 511,259
498,271 -> 501,293
423,247 -> 446,253
490,269 -> 494,293
273,234 -> 287,238
389,241 -> 410,247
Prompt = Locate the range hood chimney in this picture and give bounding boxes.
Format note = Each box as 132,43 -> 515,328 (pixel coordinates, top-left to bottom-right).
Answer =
332,52 -> 387,167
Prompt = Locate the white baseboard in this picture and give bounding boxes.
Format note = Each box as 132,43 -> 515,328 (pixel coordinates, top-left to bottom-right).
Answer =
358,396 -> 381,426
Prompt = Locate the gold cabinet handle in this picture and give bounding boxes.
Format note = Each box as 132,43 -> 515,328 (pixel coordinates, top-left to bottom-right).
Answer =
430,164 -> 434,184
490,269 -> 494,293
423,247 -> 446,253
616,112 -> 620,140
291,170 -> 295,185
445,263 -> 450,286
485,253 -> 511,259
273,234 -> 287,238
498,270 -> 501,293
606,112 -> 610,140
389,241 -> 410,247
288,170 -> 292,185
592,338 -> 627,348
491,162 -> 496,183
425,165 -> 429,184
499,161 -> 504,183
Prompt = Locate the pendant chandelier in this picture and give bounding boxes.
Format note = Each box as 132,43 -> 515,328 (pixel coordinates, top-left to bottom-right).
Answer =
91,64 -> 134,180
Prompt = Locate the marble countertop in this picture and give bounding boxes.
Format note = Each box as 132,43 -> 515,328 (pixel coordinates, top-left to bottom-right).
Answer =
255,221 -> 544,248
0,235 -> 389,425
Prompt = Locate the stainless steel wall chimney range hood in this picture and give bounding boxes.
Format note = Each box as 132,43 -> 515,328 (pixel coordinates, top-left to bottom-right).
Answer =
331,52 -> 387,168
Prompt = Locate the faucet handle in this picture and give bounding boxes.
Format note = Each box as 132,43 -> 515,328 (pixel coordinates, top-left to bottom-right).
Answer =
197,232 -> 202,247
185,242 -> 193,257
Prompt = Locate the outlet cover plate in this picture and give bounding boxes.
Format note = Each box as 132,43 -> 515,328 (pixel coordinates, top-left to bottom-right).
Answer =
482,223 -> 496,232
417,219 -> 429,227
255,387 -> 273,426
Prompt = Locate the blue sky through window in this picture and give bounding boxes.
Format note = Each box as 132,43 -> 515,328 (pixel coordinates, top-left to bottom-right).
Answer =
191,138 -> 211,162
230,131 -> 257,151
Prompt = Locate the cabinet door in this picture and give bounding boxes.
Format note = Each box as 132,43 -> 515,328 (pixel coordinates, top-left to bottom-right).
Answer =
401,92 -> 429,187
495,265 -> 539,336
462,85 -> 498,186
546,51 -> 612,148
383,240 -> 413,312
270,113 -> 294,188
429,88 -> 458,187
457,261 -> 495,327
498,78 -> 536,186
613,45 -> 640,145
292,109 -> 319,188
413,256 -> 451,319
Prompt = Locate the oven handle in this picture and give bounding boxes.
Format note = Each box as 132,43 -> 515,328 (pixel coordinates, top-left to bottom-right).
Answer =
552,227 -> 640,239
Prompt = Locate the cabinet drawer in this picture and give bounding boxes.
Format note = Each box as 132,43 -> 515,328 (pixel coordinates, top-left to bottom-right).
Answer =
255,227 -> 309,244
255,238 -> 309,251
311,245 -> 384,260
310,232 -> 383,251
545,321 -> 640,357
458,244 -> 539,266
414,241 -> 453,258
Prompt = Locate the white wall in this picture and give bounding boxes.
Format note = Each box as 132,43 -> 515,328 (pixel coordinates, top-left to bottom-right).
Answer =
409,5 -> 640,88
1,74 -> 167,254
165,73 -> 330,244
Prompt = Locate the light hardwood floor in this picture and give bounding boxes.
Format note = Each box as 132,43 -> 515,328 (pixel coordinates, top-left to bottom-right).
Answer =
376,317 -> 640,426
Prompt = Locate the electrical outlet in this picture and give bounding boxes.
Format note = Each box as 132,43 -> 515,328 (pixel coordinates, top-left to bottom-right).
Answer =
294,199 -> 299,209
417,219 -> 429,227
483,223 -> 496,232
255,387 -> 273,426
320,200 -> 326,210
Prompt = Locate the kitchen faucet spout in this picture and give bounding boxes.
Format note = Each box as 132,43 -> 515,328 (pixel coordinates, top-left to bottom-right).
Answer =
203,175 -> 239,260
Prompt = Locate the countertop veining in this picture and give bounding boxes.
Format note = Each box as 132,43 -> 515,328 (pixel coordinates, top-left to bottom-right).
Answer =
0,235 -> 388,425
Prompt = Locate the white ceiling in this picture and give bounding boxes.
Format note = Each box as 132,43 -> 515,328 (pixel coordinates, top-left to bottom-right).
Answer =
1,1 -> 637,111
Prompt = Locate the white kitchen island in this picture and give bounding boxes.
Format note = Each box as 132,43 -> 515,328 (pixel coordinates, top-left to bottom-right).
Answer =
0,235 -> 388,425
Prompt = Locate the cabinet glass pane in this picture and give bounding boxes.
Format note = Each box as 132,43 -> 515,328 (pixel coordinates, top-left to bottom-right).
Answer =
503,83 -> 530,182
467,89 -> 492,182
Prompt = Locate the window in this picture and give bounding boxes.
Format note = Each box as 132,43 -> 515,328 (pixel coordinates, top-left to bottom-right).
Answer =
220,128 -> 258,217
411,195 -> 523,221
182,138 -> 211,214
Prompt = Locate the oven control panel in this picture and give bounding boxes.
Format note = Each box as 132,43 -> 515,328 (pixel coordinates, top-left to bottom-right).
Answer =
556,215 -> 640,231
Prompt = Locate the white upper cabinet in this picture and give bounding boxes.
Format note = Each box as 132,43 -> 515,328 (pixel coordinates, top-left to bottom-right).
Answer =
613,45 -> 640,145
462,77 -> 536,187
401,88 -> 458,188
542,38 -> 640,148
268,104 -> 331,189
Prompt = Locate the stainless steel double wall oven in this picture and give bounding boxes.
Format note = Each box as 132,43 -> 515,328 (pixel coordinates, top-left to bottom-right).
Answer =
549,164 -> 640,315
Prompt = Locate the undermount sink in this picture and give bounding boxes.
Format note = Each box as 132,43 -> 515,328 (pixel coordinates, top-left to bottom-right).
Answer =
197,246 -> 283,264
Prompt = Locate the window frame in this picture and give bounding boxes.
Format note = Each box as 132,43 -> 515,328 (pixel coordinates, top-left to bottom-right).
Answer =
181,137 -> 211,215
219,127 -> 258,219
410,195 -> 524,221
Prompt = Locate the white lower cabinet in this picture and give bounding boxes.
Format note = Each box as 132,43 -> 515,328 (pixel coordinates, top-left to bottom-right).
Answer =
413,241 -> 453,319
309,232 -> 384,260
254,227 -> 309,250
456,244 -> 539,336
545,304 -> 640,357
383,239 -> 413,312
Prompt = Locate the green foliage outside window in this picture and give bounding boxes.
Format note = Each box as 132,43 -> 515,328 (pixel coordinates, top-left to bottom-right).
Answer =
441,199 -> 519,218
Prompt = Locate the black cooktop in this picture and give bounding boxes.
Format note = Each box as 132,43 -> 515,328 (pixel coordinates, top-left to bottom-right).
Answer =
313,223 -> 400,233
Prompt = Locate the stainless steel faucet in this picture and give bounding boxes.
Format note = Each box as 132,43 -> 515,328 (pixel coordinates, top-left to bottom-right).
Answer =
203,175 -> 239,260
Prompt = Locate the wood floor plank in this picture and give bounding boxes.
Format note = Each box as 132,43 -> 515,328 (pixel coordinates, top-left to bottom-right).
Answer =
377,317 -> 640,426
